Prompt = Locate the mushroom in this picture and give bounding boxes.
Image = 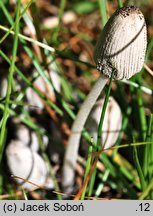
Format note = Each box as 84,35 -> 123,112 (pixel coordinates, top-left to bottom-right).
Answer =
6,140 -> 54,189
5,121 -> 52,189
85,97 -> 122,150
26,69 -> 61,110
62,6 -> 147,191
15,123 -> 48,152
0,75 -> 7,98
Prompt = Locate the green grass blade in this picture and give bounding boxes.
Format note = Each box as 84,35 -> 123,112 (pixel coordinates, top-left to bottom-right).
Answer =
0,0 -> 33,44
117,0 -> 123,8
88,72 -> 114,196
137,89 -> 147,141
143,114 -> 153,179
139,180 -> 153,200
97,73 -> 114,150
98,0 -> 108,26
52,0 -> 66,44
0,0 -> 20,163
133,146 -> 146,191
81,145 -> 93,200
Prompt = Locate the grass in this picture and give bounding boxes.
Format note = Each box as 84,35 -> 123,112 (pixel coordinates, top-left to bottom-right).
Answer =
0,0 -> 20,162
0,0 -> 153,200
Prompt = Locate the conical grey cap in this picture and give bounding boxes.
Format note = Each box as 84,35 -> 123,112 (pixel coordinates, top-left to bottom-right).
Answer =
94,6 -> 147,80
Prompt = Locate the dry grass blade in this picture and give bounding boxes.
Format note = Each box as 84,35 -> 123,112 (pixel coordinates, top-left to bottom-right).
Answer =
74,148 -> 104,200
0,25 -> 55,53
144,63 -> 153,76
11,175 -> 46,190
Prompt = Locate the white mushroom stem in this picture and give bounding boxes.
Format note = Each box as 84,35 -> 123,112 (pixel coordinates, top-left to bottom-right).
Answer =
62,75 -> 108,191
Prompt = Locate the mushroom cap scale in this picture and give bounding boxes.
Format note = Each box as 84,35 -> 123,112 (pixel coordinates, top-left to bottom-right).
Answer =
94,6 -> 147,80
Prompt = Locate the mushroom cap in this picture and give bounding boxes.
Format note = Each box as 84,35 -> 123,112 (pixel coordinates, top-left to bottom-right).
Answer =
94,6 -> 147,80
85,97 -> 122,150
6,140 -> 54,189
26,69 -> 61,110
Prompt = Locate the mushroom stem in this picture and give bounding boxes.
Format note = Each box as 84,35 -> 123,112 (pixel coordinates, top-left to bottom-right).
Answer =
62,75 -> 108,191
